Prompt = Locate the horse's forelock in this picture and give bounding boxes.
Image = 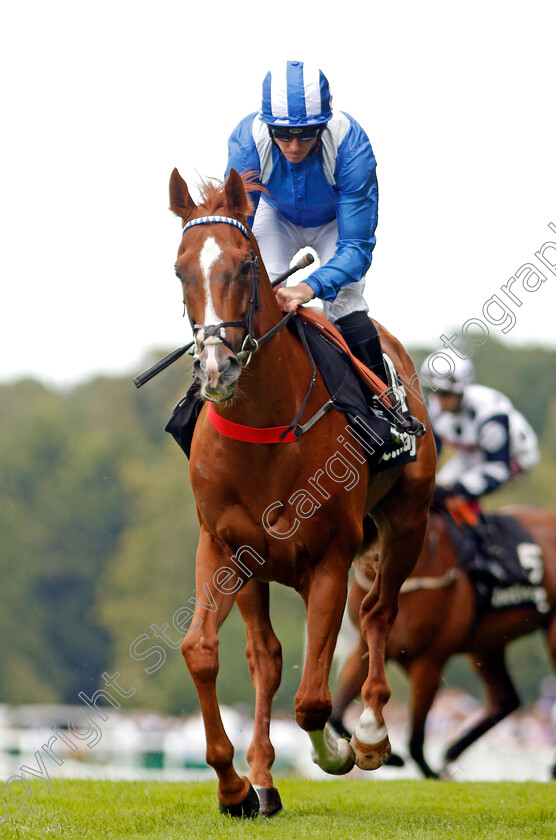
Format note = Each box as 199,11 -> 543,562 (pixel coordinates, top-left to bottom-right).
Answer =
198,172 -> 266,216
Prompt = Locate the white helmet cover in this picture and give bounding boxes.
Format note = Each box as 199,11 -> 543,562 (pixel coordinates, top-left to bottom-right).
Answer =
420,353 -> 475,394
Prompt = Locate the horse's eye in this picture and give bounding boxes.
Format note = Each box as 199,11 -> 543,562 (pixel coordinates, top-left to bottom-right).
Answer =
239,261 -> 252,276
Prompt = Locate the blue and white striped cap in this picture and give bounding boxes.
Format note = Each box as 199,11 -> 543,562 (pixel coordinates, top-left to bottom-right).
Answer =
260,61 -> 332,126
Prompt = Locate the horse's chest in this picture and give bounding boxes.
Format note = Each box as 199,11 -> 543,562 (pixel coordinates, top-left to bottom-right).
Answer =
191,445 -> 360,586
195,488 -> 334,587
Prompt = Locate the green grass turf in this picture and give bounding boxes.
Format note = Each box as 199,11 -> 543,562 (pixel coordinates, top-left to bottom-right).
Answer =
1,779 -> 555,839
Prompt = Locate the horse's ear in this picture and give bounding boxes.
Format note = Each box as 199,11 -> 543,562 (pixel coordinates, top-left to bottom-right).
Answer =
169,168 -> 196,222
224,168 -> 252,223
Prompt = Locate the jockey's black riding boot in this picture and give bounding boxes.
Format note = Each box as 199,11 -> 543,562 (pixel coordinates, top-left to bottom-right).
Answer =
335,310 -> 425,438
334,311 -> 389,386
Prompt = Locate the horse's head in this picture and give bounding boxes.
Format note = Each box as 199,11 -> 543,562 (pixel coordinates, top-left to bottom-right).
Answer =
170,168 -> 260,402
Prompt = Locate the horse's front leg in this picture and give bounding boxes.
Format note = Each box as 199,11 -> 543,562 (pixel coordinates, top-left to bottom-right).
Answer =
295,555 -> 355,775
354,505 -> 428,771
236,580 -> 283,817
181,527 -> 259,818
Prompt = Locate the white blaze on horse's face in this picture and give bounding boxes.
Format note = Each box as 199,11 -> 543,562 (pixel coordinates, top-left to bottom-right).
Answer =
199,237 -> 222,328
198,237 -> 223,390
193,236 -> 241,402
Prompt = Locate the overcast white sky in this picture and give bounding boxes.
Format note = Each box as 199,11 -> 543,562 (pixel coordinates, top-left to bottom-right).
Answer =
1,1 -> 555,387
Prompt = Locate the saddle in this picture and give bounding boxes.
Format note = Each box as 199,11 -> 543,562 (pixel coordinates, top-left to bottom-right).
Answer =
288,311 -> 420,469
433,495 -> 550,614
296,308 -> 424,436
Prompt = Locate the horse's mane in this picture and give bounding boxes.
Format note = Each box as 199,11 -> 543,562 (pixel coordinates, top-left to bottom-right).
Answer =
198,171 -> 267,215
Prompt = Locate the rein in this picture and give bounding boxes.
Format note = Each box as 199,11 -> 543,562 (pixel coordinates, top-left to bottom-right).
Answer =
180,215 -> 326,443
181,215 -> 292,365
135,214 -> 330,444
133,237 -> 313,389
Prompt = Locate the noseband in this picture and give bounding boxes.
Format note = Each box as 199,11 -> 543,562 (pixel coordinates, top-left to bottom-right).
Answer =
181,215 -> 291,366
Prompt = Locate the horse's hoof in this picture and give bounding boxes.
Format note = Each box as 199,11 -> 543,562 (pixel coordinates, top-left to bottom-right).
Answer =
325,740 -> 356,775
218,782 -> 260,819
309,726 -> 356,775
350,732 -> 391,770
254,786 -> 283,817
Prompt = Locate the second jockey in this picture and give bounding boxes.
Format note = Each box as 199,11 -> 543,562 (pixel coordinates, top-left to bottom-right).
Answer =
420,355 -> 539,514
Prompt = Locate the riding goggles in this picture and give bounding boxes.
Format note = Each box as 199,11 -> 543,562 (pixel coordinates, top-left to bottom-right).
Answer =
270,125 -> 324,142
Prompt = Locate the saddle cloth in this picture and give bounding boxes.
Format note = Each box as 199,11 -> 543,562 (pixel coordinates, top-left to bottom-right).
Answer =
444,511 -> 550,614
296,308 -> 393,404
289,314 -> 418,471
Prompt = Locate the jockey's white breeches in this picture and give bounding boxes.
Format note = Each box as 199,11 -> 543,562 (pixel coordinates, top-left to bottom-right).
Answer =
252,198 -> 368,324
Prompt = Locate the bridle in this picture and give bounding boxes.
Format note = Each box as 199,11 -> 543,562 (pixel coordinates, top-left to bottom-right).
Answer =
139,214 -> 422,444
180,215 -> 292,366
132,215 -> 307,390
177,215 -> 321,441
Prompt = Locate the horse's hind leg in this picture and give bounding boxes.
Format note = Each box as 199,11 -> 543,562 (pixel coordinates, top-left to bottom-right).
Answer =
330,578 -> 368,737
236,580 -> 283,817
443,648 -> 520,766
181,529 -> 259,818
353,500 -> 429,770
330,636 -> 368,738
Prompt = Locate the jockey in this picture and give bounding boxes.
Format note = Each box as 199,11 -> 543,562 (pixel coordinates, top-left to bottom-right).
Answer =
420,355 -> 539,516
225,60 -> 389,389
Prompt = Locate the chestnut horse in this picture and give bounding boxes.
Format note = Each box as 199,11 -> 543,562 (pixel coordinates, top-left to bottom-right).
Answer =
168,167 -> 436,816
331,505 -> 556,779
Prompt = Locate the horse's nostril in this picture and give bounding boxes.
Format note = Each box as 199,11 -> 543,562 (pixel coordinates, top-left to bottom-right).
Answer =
193,346 -> 242,392
221,355 -> 242,384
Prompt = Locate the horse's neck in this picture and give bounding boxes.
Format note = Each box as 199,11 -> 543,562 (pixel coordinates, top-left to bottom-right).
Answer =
250,328 -> 301,418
